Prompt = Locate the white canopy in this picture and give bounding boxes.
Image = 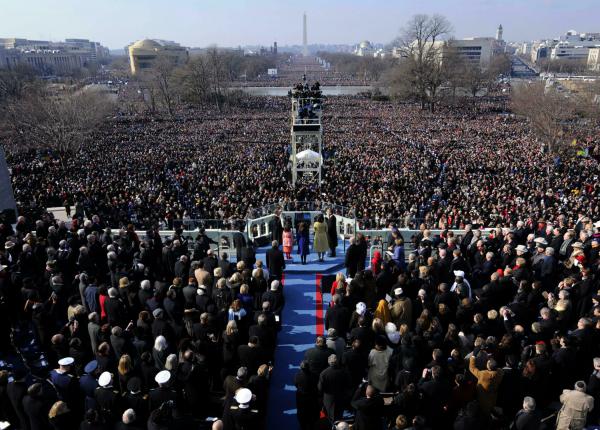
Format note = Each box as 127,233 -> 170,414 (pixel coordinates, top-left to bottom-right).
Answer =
296,149 -> 321,162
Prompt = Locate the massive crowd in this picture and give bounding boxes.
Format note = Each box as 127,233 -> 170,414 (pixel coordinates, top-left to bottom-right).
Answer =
299,216 -> 600,429
0,209 -> 599,429
6,95 -> 600,232
1,91 -> 600,429
0,214 -> 285,429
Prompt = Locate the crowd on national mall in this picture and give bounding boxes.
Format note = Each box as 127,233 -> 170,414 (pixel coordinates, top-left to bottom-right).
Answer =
0,95 -> 599,429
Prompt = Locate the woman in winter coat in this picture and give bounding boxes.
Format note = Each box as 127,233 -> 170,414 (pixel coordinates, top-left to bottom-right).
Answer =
282,224 -> 294,260
313,214 -> 329,262
368,336 -> 392,392
296,222 -> 310,265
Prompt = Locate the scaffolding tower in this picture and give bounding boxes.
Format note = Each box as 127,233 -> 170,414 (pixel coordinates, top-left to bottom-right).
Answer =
289,76 -> 323,187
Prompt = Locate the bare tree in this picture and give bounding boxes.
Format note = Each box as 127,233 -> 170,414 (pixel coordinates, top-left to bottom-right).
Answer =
136,74 -> 158,114
152,55 -> 178,118
462,63 -> 488,99
3,87 -> 115,155
0,64 -> 38,103
207,47 -> 226,111
175,56 -> 211,105
511,82 -> 575,153
394,14 -> 452,111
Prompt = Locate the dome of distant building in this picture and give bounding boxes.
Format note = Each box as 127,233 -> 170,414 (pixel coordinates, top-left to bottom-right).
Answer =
130,39 -> 162,51
359,40 -> 372,49
128,38 -> 188,74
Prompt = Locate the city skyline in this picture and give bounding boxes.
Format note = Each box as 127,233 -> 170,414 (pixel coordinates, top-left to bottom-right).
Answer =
2,0 -> 600,49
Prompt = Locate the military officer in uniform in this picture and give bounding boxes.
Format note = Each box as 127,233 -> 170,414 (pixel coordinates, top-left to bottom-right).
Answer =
223,388 -> 260,430
50,356 -> 76,403
149,370 -> 177,412
95,371 -> 120,424
79,360 -> 99,411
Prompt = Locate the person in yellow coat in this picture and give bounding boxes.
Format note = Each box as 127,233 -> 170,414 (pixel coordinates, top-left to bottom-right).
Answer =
313,214 -> 329,262
468,355 -> 504,415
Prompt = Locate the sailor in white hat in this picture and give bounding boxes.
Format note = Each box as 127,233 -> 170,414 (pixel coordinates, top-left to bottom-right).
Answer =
149,370 -> 177,411
234,388 -> 252,407
98,371 -> 112,388
50,357 -> 75,399
224,387 -> 259,428
95,371 -> 119,414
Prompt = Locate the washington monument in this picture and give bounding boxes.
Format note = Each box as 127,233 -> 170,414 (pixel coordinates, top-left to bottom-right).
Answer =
302,12 -> 308,56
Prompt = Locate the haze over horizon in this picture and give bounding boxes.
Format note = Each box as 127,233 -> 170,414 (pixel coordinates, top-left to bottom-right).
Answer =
3,0 -> 600,50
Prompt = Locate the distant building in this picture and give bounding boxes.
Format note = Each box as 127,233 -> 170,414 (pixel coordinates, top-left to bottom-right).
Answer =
127,39 -> 188,74
354,40 -> 374,57
399,37 -> 496,69
452,38 -> 496,68
589,47 -> 600,71
529,30 -> 600,63
496,24 -> 503,42
518,42 -> 532,56
530,42 -> 551,63
0,37 -> 109,74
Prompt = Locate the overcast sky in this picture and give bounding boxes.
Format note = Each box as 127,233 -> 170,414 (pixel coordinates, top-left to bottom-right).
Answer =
3,0 -> 599,49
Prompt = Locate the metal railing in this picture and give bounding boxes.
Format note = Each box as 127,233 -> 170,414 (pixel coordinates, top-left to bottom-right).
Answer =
48,202 -> 493,262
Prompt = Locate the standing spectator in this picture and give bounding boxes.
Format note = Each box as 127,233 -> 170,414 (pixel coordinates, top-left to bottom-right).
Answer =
326,209 -> 338,258
511,396 -> 541,430
468,355 -> 504,415
282,225 -> 294,260
350,384 -> 384,430
556,381 -> 595,430
314,214 -> 329,262
297,222 -> 310,265
318,354 -> 350,424
265,240 -> 285,281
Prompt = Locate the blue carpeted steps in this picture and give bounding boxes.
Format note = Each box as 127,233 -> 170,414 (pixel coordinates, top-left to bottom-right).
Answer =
265,272 -> 317,429
265,240 -> 347,429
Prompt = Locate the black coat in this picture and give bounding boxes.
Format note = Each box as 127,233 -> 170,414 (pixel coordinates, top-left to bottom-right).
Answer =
148,386 -> 177,412
513,409 -> 541,430
318,365 -> 351,422
295,369 -> 320,428
219,258 -> 234,278
261,290 -> 285,314
269,217 -> 284,244
241,246 -> 256,269
237,344 -> 266,375
22,395 -> 50,430
104,297 -> 127,327
343,347 -> 368,388
345,244 -> 361,276
7,380 -> 28,430
351,388 -> 385,430
248,324 -> 275,357
325,304 -> 351,339
265,247 -> 285,279
327,215 -> 338,248
304,345 -> 336,377
232,233 -> 246,261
